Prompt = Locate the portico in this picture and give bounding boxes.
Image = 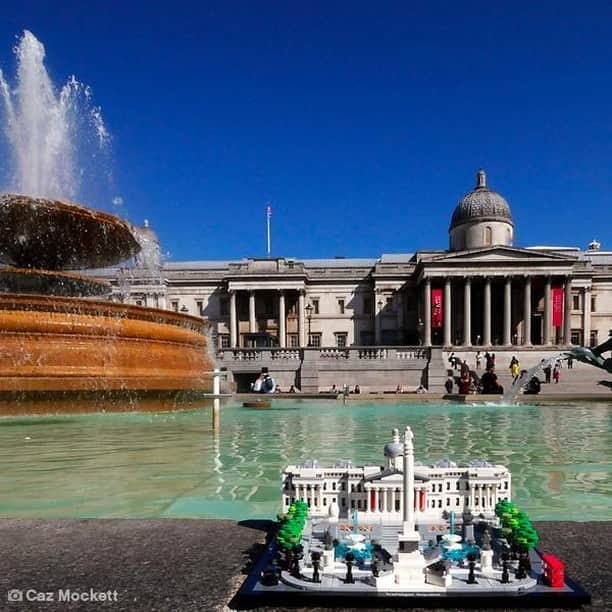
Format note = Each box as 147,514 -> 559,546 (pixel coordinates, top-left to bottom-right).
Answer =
418,251 -> 575,347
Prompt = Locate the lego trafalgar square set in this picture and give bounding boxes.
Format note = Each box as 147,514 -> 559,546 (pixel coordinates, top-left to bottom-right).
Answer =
236,426 -> 590,607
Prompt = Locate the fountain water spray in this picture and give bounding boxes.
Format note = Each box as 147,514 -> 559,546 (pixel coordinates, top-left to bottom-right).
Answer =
501,353 -> 566,404
0,30 -> 109,201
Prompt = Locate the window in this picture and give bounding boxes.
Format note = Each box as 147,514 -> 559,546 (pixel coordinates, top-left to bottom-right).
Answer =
312,298 -> 320,314
590,330 -> 598,347
309,333 -> 322,348
484,226 -> 492,246
171,300 -> 179,312
264,299 -> 274,316
336,332 -> 348,348
572,294 -> 580,311
219,334 -> 230,349
591,296 -> 597,312
219,298 -> 228,316
363,297 -> 373,315
288,334 -> 299,348
571,330 -> 582,345
337,298 -> 345,314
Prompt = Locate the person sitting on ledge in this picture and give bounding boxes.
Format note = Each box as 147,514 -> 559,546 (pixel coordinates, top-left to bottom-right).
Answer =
354,384 -> 361,394
415,384 -> 427,394
288,385 -> 296,393
480,369 -> 504,395
522,373 -> 541,395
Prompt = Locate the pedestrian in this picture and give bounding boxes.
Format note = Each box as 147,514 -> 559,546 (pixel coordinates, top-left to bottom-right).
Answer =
444,376 -> 454,394
475,351 -> 482,370
567,354 -> 574,369
553,365 -> 560,384
510,356 -> 520,381
485,352 -> 493,371
543,362 -> 552,384
460,360 -> 470,378
448,352 -> 458,370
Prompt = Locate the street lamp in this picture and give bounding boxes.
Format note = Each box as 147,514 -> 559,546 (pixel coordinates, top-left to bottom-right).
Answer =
305,303 -> 313,346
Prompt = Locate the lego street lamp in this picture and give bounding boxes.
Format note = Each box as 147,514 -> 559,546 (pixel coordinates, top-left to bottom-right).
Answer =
305,303 -> 313,346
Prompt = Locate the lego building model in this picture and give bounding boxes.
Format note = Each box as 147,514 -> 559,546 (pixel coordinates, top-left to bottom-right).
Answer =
236,427 -> 590,607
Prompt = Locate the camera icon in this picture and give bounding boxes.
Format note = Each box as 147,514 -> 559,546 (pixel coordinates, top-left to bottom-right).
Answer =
7,589 -> 23,602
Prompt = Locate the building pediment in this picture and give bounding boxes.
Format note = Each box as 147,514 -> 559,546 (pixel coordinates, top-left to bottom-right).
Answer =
430,246 -> 577,263
364,469 -> 428,484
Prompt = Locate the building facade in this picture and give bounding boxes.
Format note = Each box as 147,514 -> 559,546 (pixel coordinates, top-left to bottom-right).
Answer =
281,428 -> 511,523
97,170 -> 612,390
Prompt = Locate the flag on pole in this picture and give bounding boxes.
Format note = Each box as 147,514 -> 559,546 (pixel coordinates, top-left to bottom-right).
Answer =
266,203 -> 272,258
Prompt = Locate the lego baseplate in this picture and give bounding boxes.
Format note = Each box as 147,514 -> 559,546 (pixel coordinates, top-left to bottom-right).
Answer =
232,538 -> 591,609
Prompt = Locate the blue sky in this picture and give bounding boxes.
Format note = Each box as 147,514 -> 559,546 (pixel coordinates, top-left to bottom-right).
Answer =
0,1 -> 611,261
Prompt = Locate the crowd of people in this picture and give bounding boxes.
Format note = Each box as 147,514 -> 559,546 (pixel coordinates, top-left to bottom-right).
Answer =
444,351 -> 567,396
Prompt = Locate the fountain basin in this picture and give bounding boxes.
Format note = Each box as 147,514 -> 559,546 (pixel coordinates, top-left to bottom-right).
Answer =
0,294 -> 212,410
0,194 -> 140,270
0,267 -> 111,296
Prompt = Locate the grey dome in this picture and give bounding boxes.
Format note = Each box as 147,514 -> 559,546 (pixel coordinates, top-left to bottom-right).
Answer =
449,170 -> 513,231
384,441 -> 403,459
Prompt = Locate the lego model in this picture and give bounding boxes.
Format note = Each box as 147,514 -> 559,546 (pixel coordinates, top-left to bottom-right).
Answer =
236,426 -> 591,607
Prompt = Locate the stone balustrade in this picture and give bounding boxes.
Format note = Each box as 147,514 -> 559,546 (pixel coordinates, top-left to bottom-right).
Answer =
218,346 -> 430,364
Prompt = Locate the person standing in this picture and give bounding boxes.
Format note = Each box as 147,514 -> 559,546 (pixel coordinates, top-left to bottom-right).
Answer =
553,365 -> 560,384
475,351 -> 482,370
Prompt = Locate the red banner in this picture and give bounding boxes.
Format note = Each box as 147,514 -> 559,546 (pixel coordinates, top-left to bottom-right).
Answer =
552,287 -> 563,327
431,288 -> 443,328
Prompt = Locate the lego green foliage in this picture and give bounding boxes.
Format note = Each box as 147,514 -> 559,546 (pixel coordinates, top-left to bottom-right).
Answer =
495,500 -> 539,550
277,500 -> 309,551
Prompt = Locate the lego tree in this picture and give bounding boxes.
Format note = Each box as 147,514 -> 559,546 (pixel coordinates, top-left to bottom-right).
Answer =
495,500 -> 539,553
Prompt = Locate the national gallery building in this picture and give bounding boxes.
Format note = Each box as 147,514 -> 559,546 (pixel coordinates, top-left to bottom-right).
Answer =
98,170 -> 612,391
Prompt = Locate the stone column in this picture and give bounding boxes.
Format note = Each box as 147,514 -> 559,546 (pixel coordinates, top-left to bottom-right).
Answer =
229,290 -> 237,348
444,278 -> 452,346
248,291 -> 256,333
463,277 -> 472,347
298,291 -> 306,348
564,277 -> 573,345
583,286 -> 592,346
278,291 -> 286,348
523,276 -> 532,346
504,276 -> 512,346
424,278 -> 432,346
374,488 -> 379,513
374,292 -> 382,345
544,276 -> 552,345
483,277 -> 492,346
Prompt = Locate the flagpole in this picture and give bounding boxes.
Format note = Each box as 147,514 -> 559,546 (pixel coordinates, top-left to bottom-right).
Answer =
266,203 -> 271,258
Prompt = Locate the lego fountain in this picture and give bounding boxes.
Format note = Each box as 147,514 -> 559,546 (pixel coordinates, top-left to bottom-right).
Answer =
0,31 -> 213,414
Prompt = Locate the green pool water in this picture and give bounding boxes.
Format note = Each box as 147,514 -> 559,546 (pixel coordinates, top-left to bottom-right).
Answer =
1,400 -> 610,521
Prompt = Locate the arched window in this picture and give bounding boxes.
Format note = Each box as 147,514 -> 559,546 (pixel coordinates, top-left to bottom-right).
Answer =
507,227 -> 512,245
484,226 -> 492,246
